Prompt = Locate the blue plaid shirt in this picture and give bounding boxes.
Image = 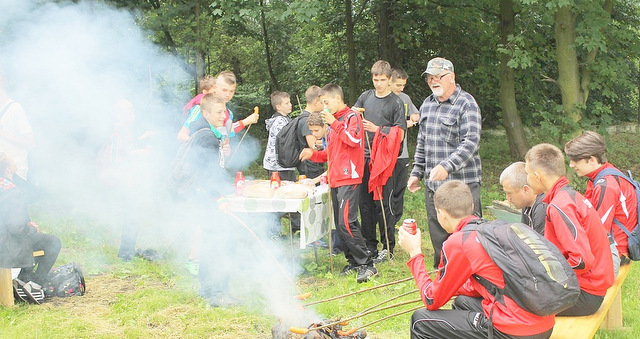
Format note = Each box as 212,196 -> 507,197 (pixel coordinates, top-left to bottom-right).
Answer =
411,84 -> 482,191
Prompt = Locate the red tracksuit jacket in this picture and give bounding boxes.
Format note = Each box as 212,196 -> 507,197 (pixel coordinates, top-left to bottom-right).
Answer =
543,177 -> 615,296
310,106 -> 364,188
407,216 -> 555,336
585,163 -> 638,257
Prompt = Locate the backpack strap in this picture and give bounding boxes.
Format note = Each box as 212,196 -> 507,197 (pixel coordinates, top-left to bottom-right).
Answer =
593,168 -> 640,237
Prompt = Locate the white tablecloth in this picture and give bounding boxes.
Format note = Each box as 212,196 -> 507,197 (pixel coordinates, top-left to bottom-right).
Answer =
225,186 -> 333,249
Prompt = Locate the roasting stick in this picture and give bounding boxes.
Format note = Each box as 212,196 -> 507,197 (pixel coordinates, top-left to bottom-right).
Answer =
228,106 -> 259,165
226,210 -> 307,297
303,275 -> 416,307
291,298 -> 423,334
351,304 -> 424,333
355,288 -> 418,316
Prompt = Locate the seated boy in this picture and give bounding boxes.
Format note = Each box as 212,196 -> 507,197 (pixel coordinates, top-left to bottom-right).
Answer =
300,84 -> 376,283
0,152 -> 61,286
525,143 -> 614,316
177,71 -> 258,142
565,131 -> 636,267
500,161 -> 546,235
398,180 -> 554,338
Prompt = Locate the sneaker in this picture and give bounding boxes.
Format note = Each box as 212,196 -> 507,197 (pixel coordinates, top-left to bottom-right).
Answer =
185,259 -> 199,276
373,249 -> 394,264
356,265 -> 378,283
339,264 -> 358,276
208,294 -> 243,308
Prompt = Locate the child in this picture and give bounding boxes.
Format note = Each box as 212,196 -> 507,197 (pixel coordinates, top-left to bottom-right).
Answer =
263,91 -> 300,233
398,180 -> 555,338
355,60 -> 407,263
186,94 -> 240,307
177,71 -> 259,142
524,143 -> 614,316
390,67 -> 419,128
499,161 -> 546,235
181,74 -> 216,119
565,131 -> 636,267
300,84 -> 375,283
296,85 -> 325,180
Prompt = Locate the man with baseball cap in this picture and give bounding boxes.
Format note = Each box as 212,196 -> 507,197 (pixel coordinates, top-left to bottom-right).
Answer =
407,57 -> 483,268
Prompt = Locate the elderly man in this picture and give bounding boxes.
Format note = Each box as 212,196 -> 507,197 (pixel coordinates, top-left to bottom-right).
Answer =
407,57 -> 482,268
500,161 -> 546,235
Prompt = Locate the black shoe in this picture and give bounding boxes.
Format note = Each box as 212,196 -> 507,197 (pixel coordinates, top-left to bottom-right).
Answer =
621,255 -> 631,265
356,265 -> 378,283
373,249 -> 394,264
339,264 -> 358,276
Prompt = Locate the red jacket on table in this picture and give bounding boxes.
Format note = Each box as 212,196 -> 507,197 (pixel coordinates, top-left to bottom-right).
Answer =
407,216 -> 555,336
585,162 -> 638,257
542,177 -> 615,296
368,125 -> 402,200
309,106 -> 364,188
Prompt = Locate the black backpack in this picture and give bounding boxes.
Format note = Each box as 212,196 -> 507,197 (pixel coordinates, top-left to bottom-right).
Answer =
594,168 -> 640,260
168,128 -> 211,198
463,219 -> 580,316
44,262 -> 86,298
275,114 -> 306,168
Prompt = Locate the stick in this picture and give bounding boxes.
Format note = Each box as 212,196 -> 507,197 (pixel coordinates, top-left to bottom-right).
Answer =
303,276 -> 415,306
355,304 -> 423,330
304,298 -> 423,333
226,210 -> 302,295
228,106 -> 259,165
355,289 -> 418,316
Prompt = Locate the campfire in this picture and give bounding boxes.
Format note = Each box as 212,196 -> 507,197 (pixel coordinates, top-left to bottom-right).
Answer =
272,318 -> 367,339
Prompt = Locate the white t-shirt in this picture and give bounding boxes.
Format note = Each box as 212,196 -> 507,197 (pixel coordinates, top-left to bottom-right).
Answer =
0,100 -> 32,179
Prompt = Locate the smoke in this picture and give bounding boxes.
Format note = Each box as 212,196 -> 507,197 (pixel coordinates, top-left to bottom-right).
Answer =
0,0 -> 314,324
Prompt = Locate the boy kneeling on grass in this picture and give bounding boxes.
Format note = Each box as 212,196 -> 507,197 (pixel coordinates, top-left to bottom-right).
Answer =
398,180 -> 554,339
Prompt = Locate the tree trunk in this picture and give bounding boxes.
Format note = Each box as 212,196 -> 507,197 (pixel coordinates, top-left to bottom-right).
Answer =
498,0 -> 529,159
638,59 -> 640,126
377,0 -> 398,65
579,0 -> 613,106
193,0 -> 205,93
345,0 -> 357,104
554,4 -> 583,138
260,0 -> 280,91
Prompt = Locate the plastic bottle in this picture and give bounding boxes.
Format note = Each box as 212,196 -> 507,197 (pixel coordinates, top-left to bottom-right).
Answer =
235,171 -> 245,196
270,172 -> 281,190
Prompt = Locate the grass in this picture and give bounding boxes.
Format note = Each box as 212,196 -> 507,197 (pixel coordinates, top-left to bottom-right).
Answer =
2,129 -> 640,338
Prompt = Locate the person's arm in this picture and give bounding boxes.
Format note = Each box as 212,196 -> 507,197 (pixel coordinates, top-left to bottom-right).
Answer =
548,203 -> 595,273
438,100 -> 481,175
177,126 -> 190,142
531,200 -> 548,236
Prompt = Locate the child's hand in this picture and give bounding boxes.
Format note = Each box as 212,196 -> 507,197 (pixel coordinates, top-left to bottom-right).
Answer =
299,148 -> 314,161
321,109 -> 336,125
398,227 -> 422,258
222,141 -> 231,156
243,112 -> 259,126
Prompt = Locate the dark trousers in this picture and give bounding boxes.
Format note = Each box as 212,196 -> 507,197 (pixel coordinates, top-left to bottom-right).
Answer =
360,158 -> 408,256
297,160 -> 324,179
426,181 -> 482,268
557,289 -> 604,316
18,232 -> 61,285
332,185 -> 371,266
268,170 -> 301,232
411,296 -> 553,339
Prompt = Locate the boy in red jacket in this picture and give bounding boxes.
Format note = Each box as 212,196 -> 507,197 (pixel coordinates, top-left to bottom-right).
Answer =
565,131 -> 636,270
299,83 -> 376,283
398,180 -> 554,338
525,143 -> 614,316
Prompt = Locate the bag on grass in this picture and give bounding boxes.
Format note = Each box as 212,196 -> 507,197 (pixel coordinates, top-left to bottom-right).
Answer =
594,168 -> 640,260
463,219 -> 580,316
44,262 -> 86,298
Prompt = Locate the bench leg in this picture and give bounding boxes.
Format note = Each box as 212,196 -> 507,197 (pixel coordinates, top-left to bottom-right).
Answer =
0,268 -> 14,307
601,287 -> 623,330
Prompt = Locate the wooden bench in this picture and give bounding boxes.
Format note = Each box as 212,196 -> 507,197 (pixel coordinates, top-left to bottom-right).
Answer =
0,250 -> 45,307
550,263 -> 632,339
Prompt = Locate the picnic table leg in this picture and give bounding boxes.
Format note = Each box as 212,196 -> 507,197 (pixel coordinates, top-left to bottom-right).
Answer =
0,268 -> 14,307
602,287 -> 624,330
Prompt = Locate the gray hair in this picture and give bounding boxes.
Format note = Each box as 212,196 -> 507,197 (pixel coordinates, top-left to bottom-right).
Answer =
499,162 -> 528,188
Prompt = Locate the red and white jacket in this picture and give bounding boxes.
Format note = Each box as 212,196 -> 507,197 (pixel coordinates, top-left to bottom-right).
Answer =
408,216 -> 555,336
543,177 -> 615,296
310,106 -> 364,188
585,163 -> 638,257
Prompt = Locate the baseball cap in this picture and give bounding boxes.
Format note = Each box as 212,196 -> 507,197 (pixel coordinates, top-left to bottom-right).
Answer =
421,57 -> 454,76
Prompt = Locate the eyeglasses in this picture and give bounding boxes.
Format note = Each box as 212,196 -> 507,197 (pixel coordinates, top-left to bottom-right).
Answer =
425,73 -> 451,83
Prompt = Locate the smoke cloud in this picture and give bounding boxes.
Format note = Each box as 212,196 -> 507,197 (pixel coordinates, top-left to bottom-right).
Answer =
1,0 -> 313,324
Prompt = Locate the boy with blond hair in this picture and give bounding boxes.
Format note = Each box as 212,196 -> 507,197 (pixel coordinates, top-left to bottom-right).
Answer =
525,143 -> 614,316
355,60 -> 407,263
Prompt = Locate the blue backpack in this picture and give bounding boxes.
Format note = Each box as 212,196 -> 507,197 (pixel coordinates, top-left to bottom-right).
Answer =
594,168 -> 640,260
